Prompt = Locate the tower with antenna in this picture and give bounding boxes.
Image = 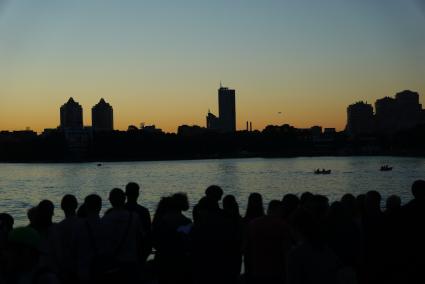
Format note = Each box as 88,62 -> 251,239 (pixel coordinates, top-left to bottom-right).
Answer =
206,83 -> 236,132
218,83 -> 236,132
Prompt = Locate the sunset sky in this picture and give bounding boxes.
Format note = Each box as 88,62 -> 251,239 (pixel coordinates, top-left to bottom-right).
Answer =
0,0 -> 424,133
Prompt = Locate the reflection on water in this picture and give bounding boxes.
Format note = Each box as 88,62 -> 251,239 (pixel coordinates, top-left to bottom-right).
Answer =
0,156 -> 424,226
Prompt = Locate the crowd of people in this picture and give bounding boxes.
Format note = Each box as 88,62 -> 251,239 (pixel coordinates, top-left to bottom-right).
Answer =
0,180 -> 424,284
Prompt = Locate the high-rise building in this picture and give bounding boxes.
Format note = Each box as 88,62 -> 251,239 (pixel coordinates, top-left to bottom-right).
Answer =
346,101 -> 374,136
394,90 -> 422,130
422,110 -> 425,125
375,97 -> 397,134
218,86 -> 236,132
348,90 -> 423,136
206,111 -> 221,130
60,97 -> 83,129
206,84 -> 237,132
374,90 -> 423,134
92,98 -> 114,131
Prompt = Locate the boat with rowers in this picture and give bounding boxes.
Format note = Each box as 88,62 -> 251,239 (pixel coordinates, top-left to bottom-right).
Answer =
314,169 -> 331,175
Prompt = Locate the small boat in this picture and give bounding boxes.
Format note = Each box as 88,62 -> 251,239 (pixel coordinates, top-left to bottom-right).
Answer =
97,163 -> 102,167
314,169 -> 331,175
380,165 -> 392,171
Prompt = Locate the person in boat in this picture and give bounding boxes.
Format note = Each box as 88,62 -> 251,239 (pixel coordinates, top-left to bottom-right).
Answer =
381,165 -> 392,171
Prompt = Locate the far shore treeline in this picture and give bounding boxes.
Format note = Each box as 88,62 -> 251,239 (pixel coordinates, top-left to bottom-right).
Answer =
1,124 -> 425,162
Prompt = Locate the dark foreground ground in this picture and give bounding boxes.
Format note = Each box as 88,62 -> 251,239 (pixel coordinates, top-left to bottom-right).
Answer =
1,179 -> 424,284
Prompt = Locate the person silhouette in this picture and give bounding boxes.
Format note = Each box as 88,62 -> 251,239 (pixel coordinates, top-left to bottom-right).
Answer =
400,180 -> 425,284
32,200 -> 56,273
34,200 -> 54,237
102,188 -> 143,284
27,207 -> 38,228
61,195 -> 78,219
324,201 -> 361,281
381,194 -> 403,284
385,195 -> 401,215
192,185 -> 226,284
192,185 -> 223,224
247,200 -> 291,284
244,193 -> 265,223
53,194 -> 80,284
0,213 -> 13,232
124,182 -> 152,263
362,191 -> 384,283
282,194 -> 299,219
0,213 -> 14,250
75,194 -> 104,284
222,195 -> 243,284
243,192 -> 265,281
153,193 -> 192,284
287,208 -> 340,284
2,226 -> 60,284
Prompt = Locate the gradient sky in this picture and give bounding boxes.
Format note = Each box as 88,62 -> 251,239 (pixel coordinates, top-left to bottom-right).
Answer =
1,0 -> 424,133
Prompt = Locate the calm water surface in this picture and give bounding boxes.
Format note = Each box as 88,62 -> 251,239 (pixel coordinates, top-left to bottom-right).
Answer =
1,157 -> 424,226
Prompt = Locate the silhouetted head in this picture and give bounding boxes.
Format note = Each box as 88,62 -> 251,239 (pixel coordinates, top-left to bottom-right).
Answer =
109,188 -> 126,208
267,200 -> 283,218
223,195 -> 240,218
125,182 -> 140,203
0,213 -> 14,232
172,192 -> 189,212
153,196 -> 175,228
245,192 -> 264,220
341,193 -> 355,204
341,193 -> 356,217
412,180 -> 425,201
77,203 -> 87,218
27,207 -> 38,227
61,194 -> 78,217
385,195 -> 401,212
195,195 -> 220,219
37,200 -> 54,226
205,185 -> 223,202
328,201 -> 347,223
85,194 -> 102,215
304,194 -> 329,221
365,190 -> 381,213
356,194 -> 366,214
300,191 -> 314,205
282,193 -> 300,218
290,208 -> 321,247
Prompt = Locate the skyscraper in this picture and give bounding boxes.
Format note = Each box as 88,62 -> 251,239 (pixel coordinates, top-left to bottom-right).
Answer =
346,101 -> 374,136
206,84 -> 237,132
92,98 -> 114,131
394,90 -> 422,130
374,90 -> 423,134
218,86 -> 236,132
375,97 -> 397,134
60,97 -> 83,129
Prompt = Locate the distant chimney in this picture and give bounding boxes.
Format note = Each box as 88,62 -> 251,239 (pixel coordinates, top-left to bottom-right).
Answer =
249,122 -> 252,132
246,121 -> 249,131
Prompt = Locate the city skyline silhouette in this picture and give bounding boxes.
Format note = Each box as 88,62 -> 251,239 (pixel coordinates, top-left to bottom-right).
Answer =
0,1 -> 424,133
0,86 -> 423,134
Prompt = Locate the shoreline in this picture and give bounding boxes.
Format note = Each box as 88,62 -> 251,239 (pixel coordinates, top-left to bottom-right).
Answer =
1,153 -> 424,164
